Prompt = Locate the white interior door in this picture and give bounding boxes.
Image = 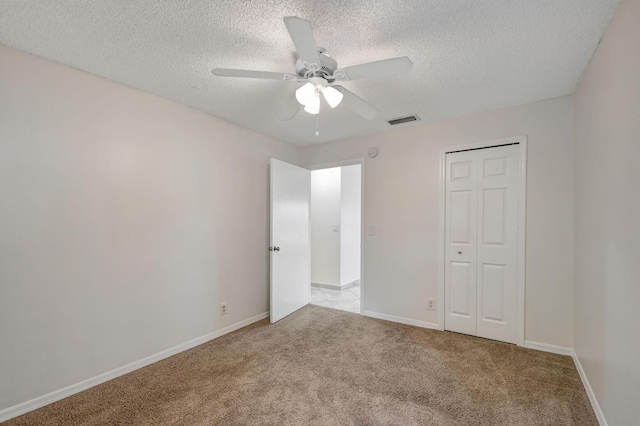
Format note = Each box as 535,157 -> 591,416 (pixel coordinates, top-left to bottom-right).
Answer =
444,145 -> 520,344
476,145 -> 519,343
270,159 -> 310,323
445,151 -> 478,336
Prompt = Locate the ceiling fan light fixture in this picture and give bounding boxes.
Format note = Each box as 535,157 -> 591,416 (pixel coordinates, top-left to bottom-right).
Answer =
211,17 -> 412,121
322,86 -> 343,108
303,93 -> 320,114
296,82 -> 316,106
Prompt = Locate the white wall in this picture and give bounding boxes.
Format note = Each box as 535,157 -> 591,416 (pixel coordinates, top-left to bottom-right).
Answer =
0,45 -> 301,411
340,165 -> 361,286
303,96 -> 575,347
573,0 -> 640,423
310,168 -> 342,286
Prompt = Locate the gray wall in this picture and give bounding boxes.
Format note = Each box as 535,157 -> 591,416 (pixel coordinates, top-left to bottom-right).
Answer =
573,0 -> 640,423
310,168 -> 342,286
340,165 -> 362,286
303,96 -> 576,347
0,45 -> 301,410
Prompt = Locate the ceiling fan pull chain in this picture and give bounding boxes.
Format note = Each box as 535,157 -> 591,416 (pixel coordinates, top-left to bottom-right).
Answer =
315,117 -> 319,136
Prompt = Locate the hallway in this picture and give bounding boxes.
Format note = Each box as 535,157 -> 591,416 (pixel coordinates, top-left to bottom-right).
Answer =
310,282 -> 360,314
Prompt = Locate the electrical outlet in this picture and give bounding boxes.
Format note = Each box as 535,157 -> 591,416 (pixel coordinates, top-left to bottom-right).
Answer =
220,303 -> 228,316
427,299 -> 436,311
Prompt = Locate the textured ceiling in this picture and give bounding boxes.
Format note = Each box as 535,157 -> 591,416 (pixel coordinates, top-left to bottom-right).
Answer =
0,0 -> 619,146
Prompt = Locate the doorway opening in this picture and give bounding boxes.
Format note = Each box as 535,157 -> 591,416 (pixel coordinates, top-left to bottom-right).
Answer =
309,164 -> 362,314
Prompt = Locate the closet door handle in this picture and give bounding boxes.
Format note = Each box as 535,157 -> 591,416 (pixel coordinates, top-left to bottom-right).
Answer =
458,251 -> 462,255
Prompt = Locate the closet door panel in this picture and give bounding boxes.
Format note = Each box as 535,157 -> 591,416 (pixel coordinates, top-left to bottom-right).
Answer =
444,151 -> 478,336
476,145 -> 519,344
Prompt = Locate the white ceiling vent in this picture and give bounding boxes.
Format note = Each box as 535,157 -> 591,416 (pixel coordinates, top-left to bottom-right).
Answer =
388,115 -> 420,126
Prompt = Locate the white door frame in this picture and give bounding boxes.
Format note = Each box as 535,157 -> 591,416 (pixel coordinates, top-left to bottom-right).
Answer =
309,158 -> 365,314
437,136 -> 527,346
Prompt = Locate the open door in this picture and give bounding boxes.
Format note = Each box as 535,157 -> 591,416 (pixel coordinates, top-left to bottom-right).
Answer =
270,159 -> 310,323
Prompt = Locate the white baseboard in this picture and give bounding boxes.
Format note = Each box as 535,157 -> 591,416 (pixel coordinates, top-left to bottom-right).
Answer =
0,311 -> 269,422
363,310 -> 439,330
311,280 -> 359,291
571,352 -> 608,426
523,340 -> 574,356
523,340 -> 607,426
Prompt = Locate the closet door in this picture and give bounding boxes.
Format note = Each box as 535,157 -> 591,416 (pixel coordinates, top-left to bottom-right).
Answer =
444,144 -> 520,344
476,145 -> 519,343
444,150 -> 478,336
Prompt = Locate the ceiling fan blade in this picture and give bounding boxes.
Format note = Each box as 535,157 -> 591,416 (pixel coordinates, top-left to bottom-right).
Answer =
338,57 -> 413,81
278,95 -> 302,121
283,17 -> 321,68
211,68 -> 297,81
334,86 -> 380,119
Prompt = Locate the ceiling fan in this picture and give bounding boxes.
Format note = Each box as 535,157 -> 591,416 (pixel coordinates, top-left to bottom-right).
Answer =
211,16 -> 413,121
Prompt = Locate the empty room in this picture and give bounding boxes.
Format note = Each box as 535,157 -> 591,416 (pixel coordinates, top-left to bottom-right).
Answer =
0,1 -> 638,425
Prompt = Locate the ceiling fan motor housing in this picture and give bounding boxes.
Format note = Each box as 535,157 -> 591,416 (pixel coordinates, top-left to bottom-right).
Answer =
296,51 -> 338,80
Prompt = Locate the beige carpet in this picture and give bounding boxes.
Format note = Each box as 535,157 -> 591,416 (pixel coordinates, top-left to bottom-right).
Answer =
6,305 -> 596,425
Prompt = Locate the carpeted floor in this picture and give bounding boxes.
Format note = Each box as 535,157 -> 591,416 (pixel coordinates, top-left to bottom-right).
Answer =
6,305 -> 597,425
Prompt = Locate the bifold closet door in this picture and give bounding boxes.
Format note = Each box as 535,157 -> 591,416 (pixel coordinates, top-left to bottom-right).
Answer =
445,145 -> 520,344
444,150 -> 478,337
475,146 -> 519,343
